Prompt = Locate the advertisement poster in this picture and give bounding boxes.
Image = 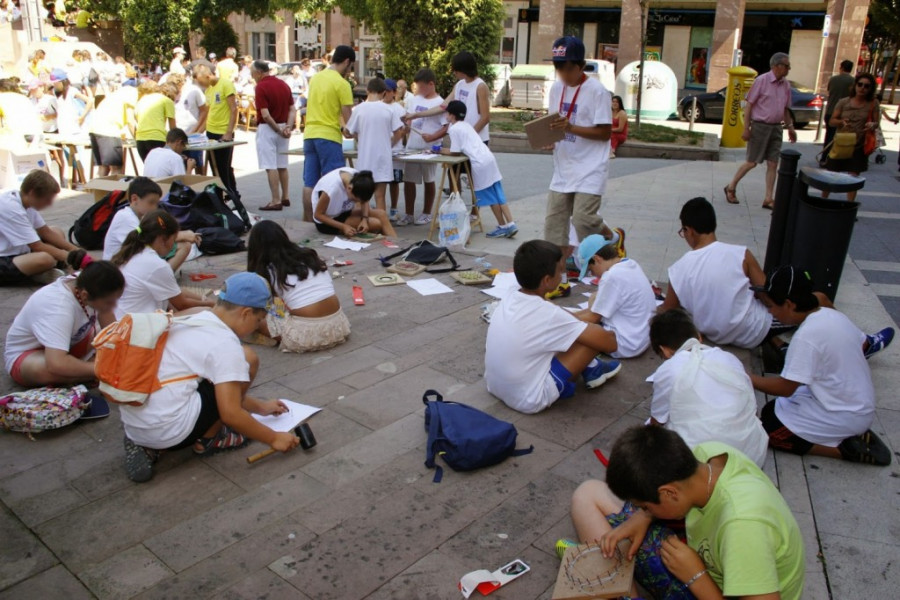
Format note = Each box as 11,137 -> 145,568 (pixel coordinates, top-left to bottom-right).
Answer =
689,47 -> 708,85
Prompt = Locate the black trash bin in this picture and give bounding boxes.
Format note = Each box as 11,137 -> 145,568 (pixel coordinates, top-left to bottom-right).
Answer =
773,167 -> 864,302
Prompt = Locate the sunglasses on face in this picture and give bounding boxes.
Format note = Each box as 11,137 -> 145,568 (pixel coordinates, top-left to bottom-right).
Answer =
856,82 -> 871,89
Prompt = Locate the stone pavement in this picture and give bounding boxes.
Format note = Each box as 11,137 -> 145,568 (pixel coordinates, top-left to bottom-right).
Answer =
1,128 -> 898,599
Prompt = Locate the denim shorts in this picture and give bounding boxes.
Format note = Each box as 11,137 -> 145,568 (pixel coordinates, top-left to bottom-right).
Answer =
303,138 -> 346,188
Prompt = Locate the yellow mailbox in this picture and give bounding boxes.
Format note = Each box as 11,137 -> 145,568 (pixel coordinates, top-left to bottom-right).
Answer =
721,66 -> 758,148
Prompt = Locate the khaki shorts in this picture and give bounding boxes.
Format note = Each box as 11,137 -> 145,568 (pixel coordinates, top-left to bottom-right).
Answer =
266,308 -> 351,353
544,191 -> 605,247
404,162 -> 437,184
746,121 -> 783,164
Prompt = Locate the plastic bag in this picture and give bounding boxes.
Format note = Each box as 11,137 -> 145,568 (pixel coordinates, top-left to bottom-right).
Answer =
438,192 -> 470,251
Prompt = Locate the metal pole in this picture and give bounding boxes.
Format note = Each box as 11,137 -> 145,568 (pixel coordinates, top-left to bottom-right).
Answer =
688,96 -> 697,132
763,149 -> 802,273
814,100 -> 825,143
635,1 -> 649,128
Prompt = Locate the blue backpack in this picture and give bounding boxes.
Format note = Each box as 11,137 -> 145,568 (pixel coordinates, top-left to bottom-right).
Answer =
423,389 -> 533,482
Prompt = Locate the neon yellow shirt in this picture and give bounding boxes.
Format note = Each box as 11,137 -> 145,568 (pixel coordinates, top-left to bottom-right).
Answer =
304,68 -> 353,143
215,58 -> 238,83
90,86 -> 138,136
204,78 -> 236,134
135,93 -> 175,142
687,442 -> 804,600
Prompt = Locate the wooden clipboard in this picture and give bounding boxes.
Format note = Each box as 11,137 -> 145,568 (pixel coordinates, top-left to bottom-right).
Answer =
524,112 -> 566,149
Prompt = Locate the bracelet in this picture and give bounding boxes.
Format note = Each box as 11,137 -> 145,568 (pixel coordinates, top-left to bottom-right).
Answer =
685,569 -> 707,587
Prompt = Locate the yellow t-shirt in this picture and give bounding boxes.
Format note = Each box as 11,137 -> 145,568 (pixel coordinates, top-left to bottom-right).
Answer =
204,78 -> 236,135
215,59 -> 238,83
135,93 -> 175,142
90,86 -> 138,136
305,68 -> 353,143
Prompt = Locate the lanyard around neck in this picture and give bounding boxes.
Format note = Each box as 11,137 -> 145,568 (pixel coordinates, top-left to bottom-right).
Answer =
559,74 -> 587,120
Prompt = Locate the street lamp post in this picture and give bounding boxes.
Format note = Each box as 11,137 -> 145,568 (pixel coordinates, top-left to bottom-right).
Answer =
635,0 -> 650,128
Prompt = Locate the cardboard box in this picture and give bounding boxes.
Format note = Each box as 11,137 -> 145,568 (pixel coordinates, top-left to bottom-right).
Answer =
84,174 -> 223,202
0,147 -> 51,189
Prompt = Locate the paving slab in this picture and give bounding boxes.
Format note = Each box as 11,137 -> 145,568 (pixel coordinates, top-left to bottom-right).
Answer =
0,564 -> 93,600
79,545 -> 175,600
0,502 -> 57,590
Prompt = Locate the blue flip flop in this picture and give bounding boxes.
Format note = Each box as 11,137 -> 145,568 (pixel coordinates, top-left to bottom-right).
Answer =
80,393 -> 110,420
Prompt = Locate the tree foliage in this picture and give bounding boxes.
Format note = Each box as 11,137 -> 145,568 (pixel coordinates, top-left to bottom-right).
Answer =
341,0 -> 504,96
200,20 -> 240,58
118,0 -> 193,64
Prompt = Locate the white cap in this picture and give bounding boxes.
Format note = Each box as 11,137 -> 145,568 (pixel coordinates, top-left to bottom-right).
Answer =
172,46 -> 185,55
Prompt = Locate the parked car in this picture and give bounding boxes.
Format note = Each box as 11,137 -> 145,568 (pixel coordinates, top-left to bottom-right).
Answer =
679,80 -> 823,128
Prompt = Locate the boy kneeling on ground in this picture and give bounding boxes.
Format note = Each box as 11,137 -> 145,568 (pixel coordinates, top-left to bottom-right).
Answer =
485,240 -> 621,414
118,272 -> 300,482
569,426 -> 804,600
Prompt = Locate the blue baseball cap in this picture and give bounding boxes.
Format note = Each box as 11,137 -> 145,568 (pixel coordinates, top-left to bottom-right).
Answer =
50,68 -> 68,82
551,36 -> 586,63
218,272 -> 272,309
577,234 -> 615,280
384,78 -> 397,91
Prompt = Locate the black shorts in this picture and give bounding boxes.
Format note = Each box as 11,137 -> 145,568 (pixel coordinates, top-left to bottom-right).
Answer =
90,133 -> 124,167
136,139 -> 166,162
0,255 -> 31,286
314,210 -> 353,235
169,379 -> 220,450
760,399 -> 814,455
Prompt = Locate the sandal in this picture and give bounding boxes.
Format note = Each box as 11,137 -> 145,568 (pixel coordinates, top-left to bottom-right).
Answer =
259,202 -> 283,211
193,426 -> 249,456
762,201 -> 775,210
281,198 -> 291,207
723,186 -> 739,204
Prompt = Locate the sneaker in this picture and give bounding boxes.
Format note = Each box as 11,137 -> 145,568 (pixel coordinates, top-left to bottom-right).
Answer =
504,223 -> 519,238
544,282 -> 571,300
555,538 -> 578,560
486,226 -> 508,238
583,358 -> 622,389
614,227 -> 627,258
838,430 -> 892,466
389,208 -> 399,222
414,214 -> 432,226
395,214 -> 413,226
123,436 -> 158,483
31,268 -> 65,285
864,327 -> 894,359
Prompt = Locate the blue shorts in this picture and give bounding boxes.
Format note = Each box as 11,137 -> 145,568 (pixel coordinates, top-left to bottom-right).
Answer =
303,138 -> 346,188
474,181 -> 507,208
607,502 -> 694,600
550,357 -> 576,399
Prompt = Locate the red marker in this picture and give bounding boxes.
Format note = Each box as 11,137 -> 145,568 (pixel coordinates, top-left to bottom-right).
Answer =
594,449 -> 609,467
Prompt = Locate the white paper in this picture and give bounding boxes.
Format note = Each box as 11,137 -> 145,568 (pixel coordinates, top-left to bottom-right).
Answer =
251,399 -> 321,432
402,152 -> 438,161
581,292 -> 592,298
563,301 -> 589,313
185,244 -> 203,262
407,278 -> 454,296
323,236 -> 371,252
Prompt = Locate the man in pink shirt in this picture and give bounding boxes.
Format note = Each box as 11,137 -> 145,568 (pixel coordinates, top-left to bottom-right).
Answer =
724,52 -> 797,210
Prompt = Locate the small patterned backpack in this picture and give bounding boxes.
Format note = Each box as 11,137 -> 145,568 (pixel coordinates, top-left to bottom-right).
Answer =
0,385 -> 89,438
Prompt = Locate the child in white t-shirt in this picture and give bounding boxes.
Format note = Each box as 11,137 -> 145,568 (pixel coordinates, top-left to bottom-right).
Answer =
118,272 -> 302,482
648,309 -> 768,467
102,177 -> 199,269
344,78 -> 404,212
247,220 -> 350,352
398,68 -> 446,226
111,210 -> 214,319
142,127 -> 195,178
383,79 -> 407,222
750,265 -> 892,466
0,170 -> 80,285
574,235 -> 655,358
5,259 -> 124,387
312,167 -> 396,237
485,240 -> 622,414
442,100 -> 517,239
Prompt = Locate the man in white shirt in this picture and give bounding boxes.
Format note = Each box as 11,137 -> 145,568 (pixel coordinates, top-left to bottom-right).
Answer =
169,47 -> 186,76
0,170 -> 78,285
142,128 -> 194,178
485,240 -> 621,414
383,79 -> 407,221
544,36 -> 625,299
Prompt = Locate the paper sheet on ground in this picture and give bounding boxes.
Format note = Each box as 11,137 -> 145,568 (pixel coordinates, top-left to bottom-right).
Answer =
407,278 -> 454,296
481,271 -> 520,300
324,237 -> 371,251
251,399 -> 321,432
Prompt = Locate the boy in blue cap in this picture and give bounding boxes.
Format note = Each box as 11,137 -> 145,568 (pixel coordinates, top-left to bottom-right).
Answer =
574,234 -> 655,358
118,272 -> 301,482
544,36 -> 624,299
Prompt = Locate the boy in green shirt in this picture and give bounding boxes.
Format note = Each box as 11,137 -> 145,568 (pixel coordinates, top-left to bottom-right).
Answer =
568,427 -> 804,600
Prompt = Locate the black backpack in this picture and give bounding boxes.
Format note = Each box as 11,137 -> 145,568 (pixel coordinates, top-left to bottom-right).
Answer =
190,187 -> 246,236
379,240 -> 461,273
197,227 -> 246,255
68,189 -> 129,250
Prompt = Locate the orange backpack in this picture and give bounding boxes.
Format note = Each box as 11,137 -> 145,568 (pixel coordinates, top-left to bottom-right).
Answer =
92,313 -> 200,406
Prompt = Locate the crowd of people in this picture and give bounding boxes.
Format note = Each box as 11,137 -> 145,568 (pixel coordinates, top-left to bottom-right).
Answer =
1,35 -> 898,600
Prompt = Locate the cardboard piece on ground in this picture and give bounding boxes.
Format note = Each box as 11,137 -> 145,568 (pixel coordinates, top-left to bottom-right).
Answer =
367,273 -> 405,287
552,541 -> 634,600
153,174 -> 225,193
85,174 -> 223,202
386,261 -> 427,277
524,112 -> 566,149
451,270 -> 494,285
